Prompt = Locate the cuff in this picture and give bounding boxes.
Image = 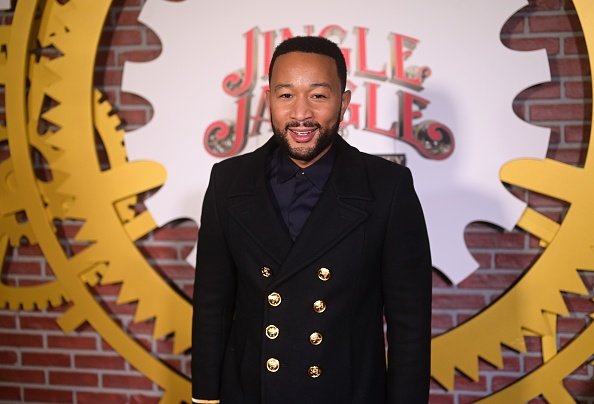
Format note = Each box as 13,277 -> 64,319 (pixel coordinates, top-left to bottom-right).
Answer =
192,399 -> 220,404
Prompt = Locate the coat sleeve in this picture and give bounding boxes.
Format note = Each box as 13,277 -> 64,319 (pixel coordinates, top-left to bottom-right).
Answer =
192,164 -> 237,401
382,167 -> 432,403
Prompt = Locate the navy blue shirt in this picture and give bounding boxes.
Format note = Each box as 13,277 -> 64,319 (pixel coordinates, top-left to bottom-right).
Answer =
268,144 -> 335,240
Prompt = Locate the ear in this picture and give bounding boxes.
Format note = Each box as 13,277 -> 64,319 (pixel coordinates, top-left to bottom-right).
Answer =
340,90 -> 352,121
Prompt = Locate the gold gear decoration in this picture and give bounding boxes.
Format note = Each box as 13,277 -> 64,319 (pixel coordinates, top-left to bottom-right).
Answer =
1,0 -> 191,402
431,0 -> 594,401
1,0 -> 592,402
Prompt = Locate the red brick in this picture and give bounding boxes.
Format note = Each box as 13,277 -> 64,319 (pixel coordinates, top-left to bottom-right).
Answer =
49,370 -> 98,386
75,354 -> 126,370
153,225 -> 198,241
181,244 -> 197,260
96,49 -> 117,67
77,392 -> 128,404
0,368 -> 45,383
453,375 -> 487,391
458,273 -> 518,290
139,245 -> 178,260
501,37 -> 559,55
565,125 -> 591,143
465,232 -> 525,249
120,91 -> 152,106
557,317 -> 587,333
0,350 -> 17,364
93,69 -> 123,86
0,314 -> 16,328
158,264 -> 194,280
564,296 -> 594,314
47,335 -> 98,350
564,36 -> 588,55
20,315 -> 62,330
565,81 -> 592,99
523,355 -> 543,372
3,260 -> 42,275
147,30 -> 161,46
432,294 -> 486,310
112,9 -> 143,27
495,253 -> 538,269
564,378 -> 594,395
128,320 -> 155,335
15,244 -> 43,256
118,49 -> 161,65
459,394 -> 484,404
102,373 -> 153,390
100,29 -> 143,47
491,375 -> 517,390
529,15 -> 581,33
550,58 -> 591,77
0,332 -> 43,347
428,394 -> 454,404
24,388 -> 73,403
532,0 -> 561,9
0,386 -> 21,401
431,313 -> 453,330
118,109 -> 149,127
22,352 -> 71,367
530,103 -> 590,121
527,192 -> 567,208
547,148 -> 585,165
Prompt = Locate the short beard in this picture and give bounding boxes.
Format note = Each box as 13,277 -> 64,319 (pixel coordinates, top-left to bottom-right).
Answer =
272,119 -> 340,163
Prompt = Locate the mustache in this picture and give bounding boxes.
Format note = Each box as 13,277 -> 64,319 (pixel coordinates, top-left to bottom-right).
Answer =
285,121 -> 321,130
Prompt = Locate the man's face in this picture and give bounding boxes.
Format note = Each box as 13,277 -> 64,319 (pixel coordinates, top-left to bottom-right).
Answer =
267,52 -> 351,168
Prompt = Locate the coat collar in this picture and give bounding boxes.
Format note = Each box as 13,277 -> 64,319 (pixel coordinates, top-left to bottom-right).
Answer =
227,135 -> 372,284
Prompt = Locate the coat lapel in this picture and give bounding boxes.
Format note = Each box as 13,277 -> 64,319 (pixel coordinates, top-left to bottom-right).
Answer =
273,137 -> 373,285
227,138 -> 293,265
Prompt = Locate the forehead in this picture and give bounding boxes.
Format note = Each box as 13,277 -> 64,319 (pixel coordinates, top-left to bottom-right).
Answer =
270,52 -> 340,86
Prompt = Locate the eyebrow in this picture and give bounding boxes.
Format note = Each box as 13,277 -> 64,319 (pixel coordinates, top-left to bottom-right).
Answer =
273,82 -> 333,91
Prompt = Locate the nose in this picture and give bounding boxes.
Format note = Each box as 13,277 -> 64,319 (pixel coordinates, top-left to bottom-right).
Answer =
290,96 -> 313,122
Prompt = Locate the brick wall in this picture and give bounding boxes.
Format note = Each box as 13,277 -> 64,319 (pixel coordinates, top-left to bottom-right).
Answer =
0,0 -> 592,402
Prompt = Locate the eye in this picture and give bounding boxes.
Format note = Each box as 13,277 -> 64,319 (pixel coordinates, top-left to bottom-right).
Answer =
311,93 -> 327,99
278,93 -> 292,99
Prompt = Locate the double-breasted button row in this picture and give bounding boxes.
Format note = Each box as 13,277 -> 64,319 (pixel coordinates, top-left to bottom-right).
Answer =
268,292 -> 281,306
317,267 -> 331,281
266,358 -> 280,372
261,266 -> 272,277
266,325 -> 279,339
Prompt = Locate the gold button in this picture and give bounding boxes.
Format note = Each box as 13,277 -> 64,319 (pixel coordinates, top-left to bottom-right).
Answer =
309,332 -> 323,345
308,365 -> 322,378
268,292 -> 281,307
312,299 -> 326,313
266,358 -> 280,372
266,325 -> 279,339
261,267 -> 272,277
317,267 -> 331,281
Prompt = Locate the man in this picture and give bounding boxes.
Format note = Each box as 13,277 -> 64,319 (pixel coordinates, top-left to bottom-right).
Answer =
192,36 -> 432,403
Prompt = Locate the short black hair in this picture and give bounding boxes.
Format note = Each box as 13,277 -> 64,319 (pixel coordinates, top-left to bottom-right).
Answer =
268,36 -> 348,92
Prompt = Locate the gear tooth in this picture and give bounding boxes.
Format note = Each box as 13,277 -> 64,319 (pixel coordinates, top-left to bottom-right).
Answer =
133,298 -> 156,323
115,282 -> 138,305
152,316 -> 171,340
478,343 -> 503,369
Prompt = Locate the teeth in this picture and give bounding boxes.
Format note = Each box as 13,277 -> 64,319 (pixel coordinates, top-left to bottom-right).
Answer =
293,130 -> 312,135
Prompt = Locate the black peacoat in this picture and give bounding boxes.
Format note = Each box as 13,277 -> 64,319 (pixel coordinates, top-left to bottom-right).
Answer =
192,135 -> 432,403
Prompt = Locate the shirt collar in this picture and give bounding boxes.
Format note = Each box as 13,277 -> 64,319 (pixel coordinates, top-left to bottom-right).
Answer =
276,143 -> 336,190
